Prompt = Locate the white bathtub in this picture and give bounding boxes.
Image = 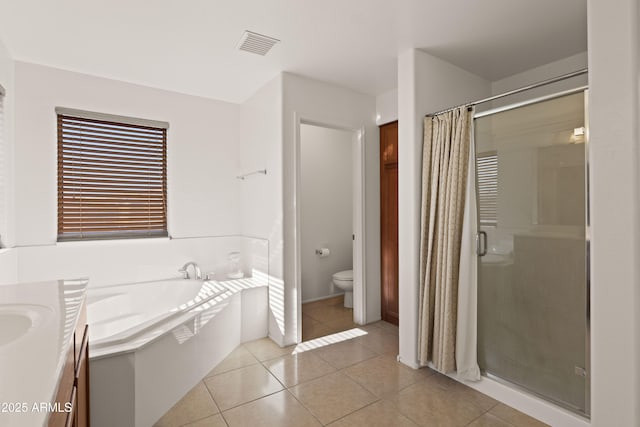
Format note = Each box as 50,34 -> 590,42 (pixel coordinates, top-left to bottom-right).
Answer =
88,278 -> 228,352
88,276 -> 268,427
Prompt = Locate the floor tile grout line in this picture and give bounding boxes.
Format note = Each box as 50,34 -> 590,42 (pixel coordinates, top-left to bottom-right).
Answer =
284,368 -> 379,421
258,357 -> 289,390
402,410 -> 427,427
217,387 -> 286,414
201,342 -> 294,407
320,397 -> 382,426
204,358 -> 261,378
282,387 -> 326,426
304,368 -> 382,418
218,407 -> 231,427
162,323 -> 442,427
338,364 -> 427,399
285,367 -> 342,391
485,407 -> 523,427
453,383 -> 502,419
464,411 -> 488,426
201,370 -> 287,414
176,410 -> 221,427
202,378 -> 219,410
211,327 -> 398,414
166,320 -> 399,425
302,296 -> 356,338
266,360 -> 339,390
464,406 -> 518,427
312,348 -> 380,371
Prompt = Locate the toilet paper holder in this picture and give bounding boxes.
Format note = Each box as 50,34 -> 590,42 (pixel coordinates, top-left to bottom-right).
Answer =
315,248 -> 330,257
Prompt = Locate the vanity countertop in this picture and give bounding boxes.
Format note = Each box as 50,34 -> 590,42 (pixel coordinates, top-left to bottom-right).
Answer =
0,279 -> 88,427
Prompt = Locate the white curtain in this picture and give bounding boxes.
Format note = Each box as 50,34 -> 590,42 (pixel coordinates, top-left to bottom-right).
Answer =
456,125 -> 481,381
418,106 -> 479,378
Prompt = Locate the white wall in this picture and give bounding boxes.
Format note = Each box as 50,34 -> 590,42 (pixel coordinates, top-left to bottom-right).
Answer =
14,62 -> 241,245
238,73 -> 379,345
0,38 -> 16,282
300,124 -> 353,302
4,62 -> 245,287
239,74 -> 283,272
238,74 -> 285,343
15,236 -> 261,287
397,49 -> 491,368
588,0 -> 640,424
281,72 -> 379,345
490,52 -> 588,106
3,62 -> 379,349
376,88 -> 398,125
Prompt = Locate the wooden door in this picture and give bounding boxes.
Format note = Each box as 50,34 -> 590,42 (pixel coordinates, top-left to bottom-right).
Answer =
380,121 -> 399,325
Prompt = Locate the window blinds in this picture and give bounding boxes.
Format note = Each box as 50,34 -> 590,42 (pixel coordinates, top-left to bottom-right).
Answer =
57,113 -> 168,241
477,152 -> 498,226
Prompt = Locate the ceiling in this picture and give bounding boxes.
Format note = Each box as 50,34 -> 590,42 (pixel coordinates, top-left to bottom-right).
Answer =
0,0 -> 587,103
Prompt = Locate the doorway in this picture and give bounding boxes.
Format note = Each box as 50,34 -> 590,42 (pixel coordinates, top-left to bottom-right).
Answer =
295,120 -> 366,342
380,121 -> 399,325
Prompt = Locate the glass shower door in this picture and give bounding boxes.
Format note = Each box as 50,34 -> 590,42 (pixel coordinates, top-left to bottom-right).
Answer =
475,91 -> 588,415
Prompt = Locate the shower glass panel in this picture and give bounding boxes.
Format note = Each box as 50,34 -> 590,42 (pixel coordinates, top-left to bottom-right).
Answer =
475,91 -> 588,415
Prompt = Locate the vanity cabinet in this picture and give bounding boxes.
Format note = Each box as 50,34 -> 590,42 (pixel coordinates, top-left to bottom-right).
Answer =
49,304 -> 90,427
75,325 -> 90,427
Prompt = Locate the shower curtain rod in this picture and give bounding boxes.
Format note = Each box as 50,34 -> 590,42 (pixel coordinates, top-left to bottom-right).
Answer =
425,68 -> 588,118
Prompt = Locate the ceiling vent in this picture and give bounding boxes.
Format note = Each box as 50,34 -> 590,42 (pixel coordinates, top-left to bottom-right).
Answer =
237,30 -> 280,56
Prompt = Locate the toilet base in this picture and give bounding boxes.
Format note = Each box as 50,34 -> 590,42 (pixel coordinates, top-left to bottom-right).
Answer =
343,291 -> 353,308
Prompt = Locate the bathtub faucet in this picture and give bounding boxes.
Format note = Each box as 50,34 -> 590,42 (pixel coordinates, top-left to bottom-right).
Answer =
178,261 -> 202,280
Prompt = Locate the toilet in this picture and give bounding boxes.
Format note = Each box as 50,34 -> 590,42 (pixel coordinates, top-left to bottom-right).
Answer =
332,270 -> 354,308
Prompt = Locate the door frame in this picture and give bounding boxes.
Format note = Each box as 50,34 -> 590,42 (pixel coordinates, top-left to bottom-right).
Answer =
293,113 -> 367,344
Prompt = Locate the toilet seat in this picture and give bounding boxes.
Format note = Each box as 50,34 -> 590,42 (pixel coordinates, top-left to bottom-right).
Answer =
333,270 -> 353,281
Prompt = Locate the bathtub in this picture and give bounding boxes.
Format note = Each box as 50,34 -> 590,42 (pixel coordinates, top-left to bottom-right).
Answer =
88,278 -> 229,353
88,276 -> 268,427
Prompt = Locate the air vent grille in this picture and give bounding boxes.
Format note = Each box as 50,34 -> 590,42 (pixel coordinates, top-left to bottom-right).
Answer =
237,30 -> 280,56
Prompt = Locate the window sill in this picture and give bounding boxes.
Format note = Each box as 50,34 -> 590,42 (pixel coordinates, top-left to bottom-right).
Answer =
56,236 -> 172,247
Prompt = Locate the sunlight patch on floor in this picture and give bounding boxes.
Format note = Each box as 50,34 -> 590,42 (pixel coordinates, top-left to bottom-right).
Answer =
292,328 -> 368,354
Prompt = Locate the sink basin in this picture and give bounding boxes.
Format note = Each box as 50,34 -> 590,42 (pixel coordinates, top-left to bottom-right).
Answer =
0,304 -> 52,347
0,313 -> 32,346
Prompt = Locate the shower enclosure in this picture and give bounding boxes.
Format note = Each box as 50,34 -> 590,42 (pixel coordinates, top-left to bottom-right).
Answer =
475,90 -> 589,416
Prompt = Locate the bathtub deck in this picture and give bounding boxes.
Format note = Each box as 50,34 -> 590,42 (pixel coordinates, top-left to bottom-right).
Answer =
89,277 -> 267,359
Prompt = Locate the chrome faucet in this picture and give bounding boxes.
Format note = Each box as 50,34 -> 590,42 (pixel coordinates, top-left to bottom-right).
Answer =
178,261 -> 202,280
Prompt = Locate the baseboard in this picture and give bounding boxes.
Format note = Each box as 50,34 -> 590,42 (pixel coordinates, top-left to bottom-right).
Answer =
397,355 -> 421,369
301,292 -> 345,304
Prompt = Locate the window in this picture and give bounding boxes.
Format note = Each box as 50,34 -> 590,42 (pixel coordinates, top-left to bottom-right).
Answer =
57,108 -> 168,241
477,152 -> 498,226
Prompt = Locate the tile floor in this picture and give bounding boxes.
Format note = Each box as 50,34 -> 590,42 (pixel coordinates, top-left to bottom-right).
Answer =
155,321 -> 549,427
301,295 -> 356,342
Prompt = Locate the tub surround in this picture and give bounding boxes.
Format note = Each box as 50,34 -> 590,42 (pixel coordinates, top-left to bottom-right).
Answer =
0,278 -> 88,427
